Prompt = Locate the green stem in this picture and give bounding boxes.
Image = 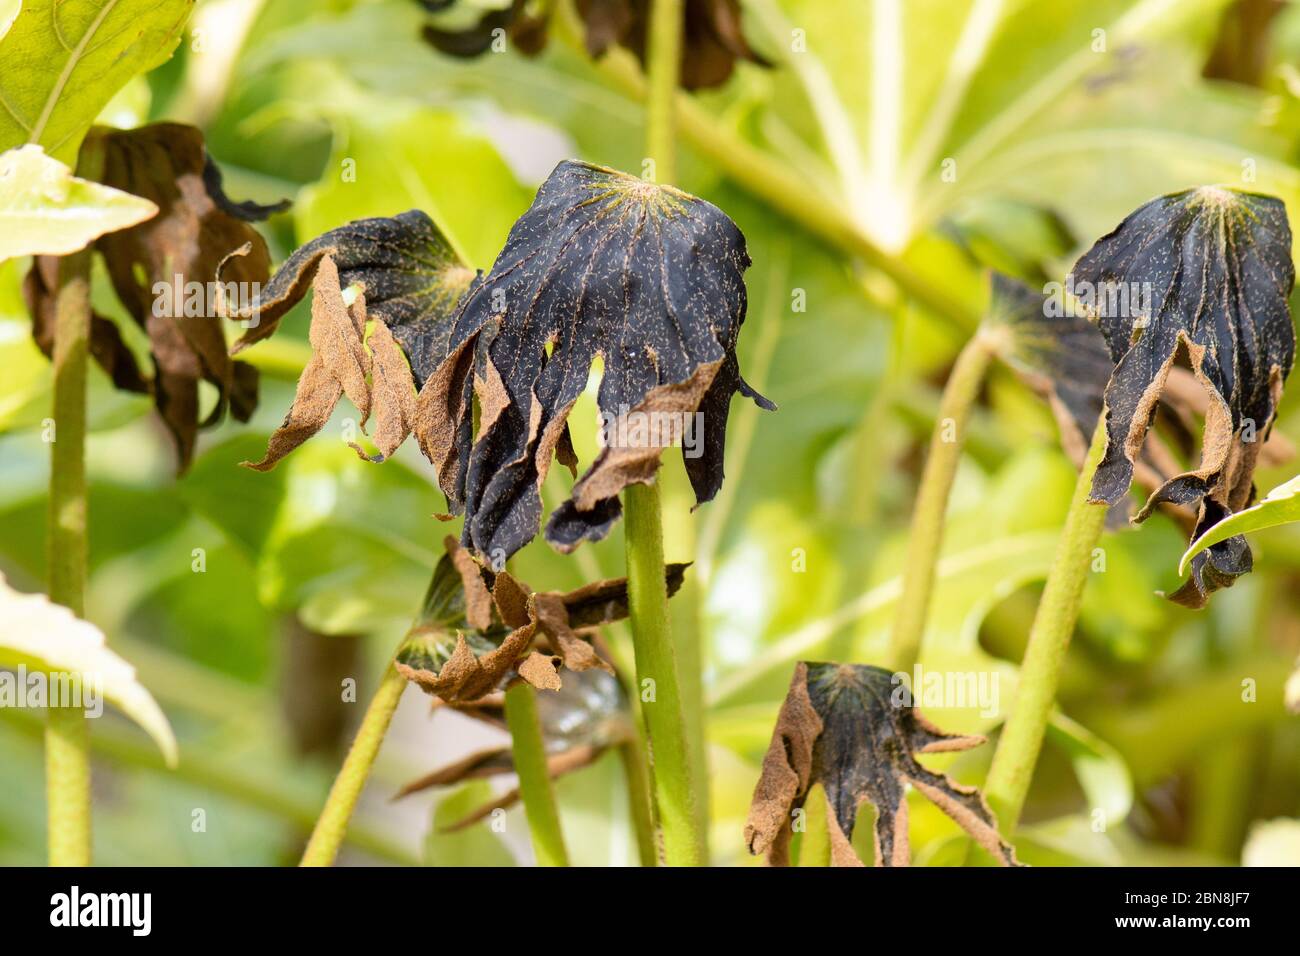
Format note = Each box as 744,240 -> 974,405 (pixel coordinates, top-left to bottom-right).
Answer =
887,333 -> 995,673
981,419 -> 1109,835
645,0 -> 682,184
45,145 -> 102,863
617,0 -> 705,867
300,660 -> 406,866
624,482 -> 703,865
504,681 -> 570,866
617,737 -> 659,866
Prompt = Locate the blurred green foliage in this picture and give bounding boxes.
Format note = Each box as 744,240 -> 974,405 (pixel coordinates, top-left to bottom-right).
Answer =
3,0 -> 1300,866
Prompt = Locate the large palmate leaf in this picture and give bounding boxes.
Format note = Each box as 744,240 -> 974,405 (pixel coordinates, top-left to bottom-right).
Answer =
425,159 -> 774,562
0,144 -> 156,260
0,0 -> 192,163
0,570 -> 177,765
1071,187 -> 1295,607
744,662 -> 1019,867
743,0 -> 1297,262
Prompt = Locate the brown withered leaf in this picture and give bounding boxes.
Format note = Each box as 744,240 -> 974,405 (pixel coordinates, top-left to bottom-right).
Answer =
578,0 -> 771,90
393,538 -> 686,703
745,663 -> 1020,867
226,211 -> 476,469
23,122 -> 287,471
1069,187 -> 1295,607
426,160 -> 774,563
417,0 -> 767,89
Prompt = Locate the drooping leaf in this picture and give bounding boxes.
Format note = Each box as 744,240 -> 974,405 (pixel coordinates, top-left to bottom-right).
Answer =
744,662 -> 1019,867
224,211 -> 476,469
577,0 -> 770,90
23,123 -> 289,471
0,0 -> 192,163
1178,472 -> 1300,575
425,160 -> 774,562
0,144 -> 157,260
0,570 -> 177,766
419,0 -> 548,58
1069,186 -> 1296,607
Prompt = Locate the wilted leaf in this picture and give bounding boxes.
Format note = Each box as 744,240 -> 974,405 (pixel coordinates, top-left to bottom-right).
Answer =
426,160 -> 773,562
226,210 -> 476,469
24,123 -> 288,471
1178,472 -> 1300,575
0,570 -> 177,766
420,0 -> 548,58
1069,187 -> 1296,607
0,0 -> 191,163
744,662 -> 1019,867
577,0 -> 770,90
0,145 -> 157,260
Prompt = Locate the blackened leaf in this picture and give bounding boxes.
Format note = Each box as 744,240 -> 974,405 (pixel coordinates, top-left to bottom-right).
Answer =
421,0 -> 547,57
984,271 -> 1113,469
228,211 -> 475,468
426,160 -> 773,562
224,210 -> 475,375
24,123 -> 282,471
1069,187 -> 1295,606
745,662 -> 1019,867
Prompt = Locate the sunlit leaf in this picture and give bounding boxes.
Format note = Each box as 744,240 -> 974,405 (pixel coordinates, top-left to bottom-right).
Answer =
0,145 -> 156,260
0,570 -> 177,766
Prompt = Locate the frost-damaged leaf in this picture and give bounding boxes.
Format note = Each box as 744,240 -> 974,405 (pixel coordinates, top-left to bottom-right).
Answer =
224,211 -> 476,469
393,537 -> 685,702
395,668 -> 633,829
1070,187 -> 1296,607
0,570 -> 177,766
744,662 -> 1019,868
420,0 -> 548,58
577,0 -> 771,90
23,123 -> 289,472
428,160 -> 774,562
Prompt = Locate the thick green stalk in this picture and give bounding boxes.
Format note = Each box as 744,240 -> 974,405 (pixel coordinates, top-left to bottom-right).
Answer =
504,681 -> 569,866
617,737 -> 659,866
623,481 -> 703,865
618,0 -> 705,867
45,225 -> 97,868
887,334 -> 995,673
300,661 -> 406,866
982,420 -> 1109,833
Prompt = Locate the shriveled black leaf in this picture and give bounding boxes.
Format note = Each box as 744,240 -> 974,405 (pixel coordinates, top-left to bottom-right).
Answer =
224,211 -> 477,469
425,160 -> 773,563
1069,187 -> 1295,606
23,122 -> 286,472
419,0 -> 548,57
745,662 -> 1019,867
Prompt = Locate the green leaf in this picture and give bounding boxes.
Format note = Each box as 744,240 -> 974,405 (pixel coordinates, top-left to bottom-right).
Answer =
0,569 -> 177,765
0,0 -> 192,163
1179,473 -> 1300,576
0,1 -> 20,40
0,144 -> 156,260
1045,712 -> 1133,825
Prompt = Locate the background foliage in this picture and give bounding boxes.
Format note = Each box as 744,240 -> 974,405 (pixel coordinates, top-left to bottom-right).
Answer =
2,0 -> 1300,865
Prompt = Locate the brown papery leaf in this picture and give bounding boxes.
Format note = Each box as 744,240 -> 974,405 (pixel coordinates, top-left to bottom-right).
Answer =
426,160 -> 774,563
745,663 -> 1020,867
23,123 -> 287,472
1069,187 -> 1295,607
229,211 -> 475,468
